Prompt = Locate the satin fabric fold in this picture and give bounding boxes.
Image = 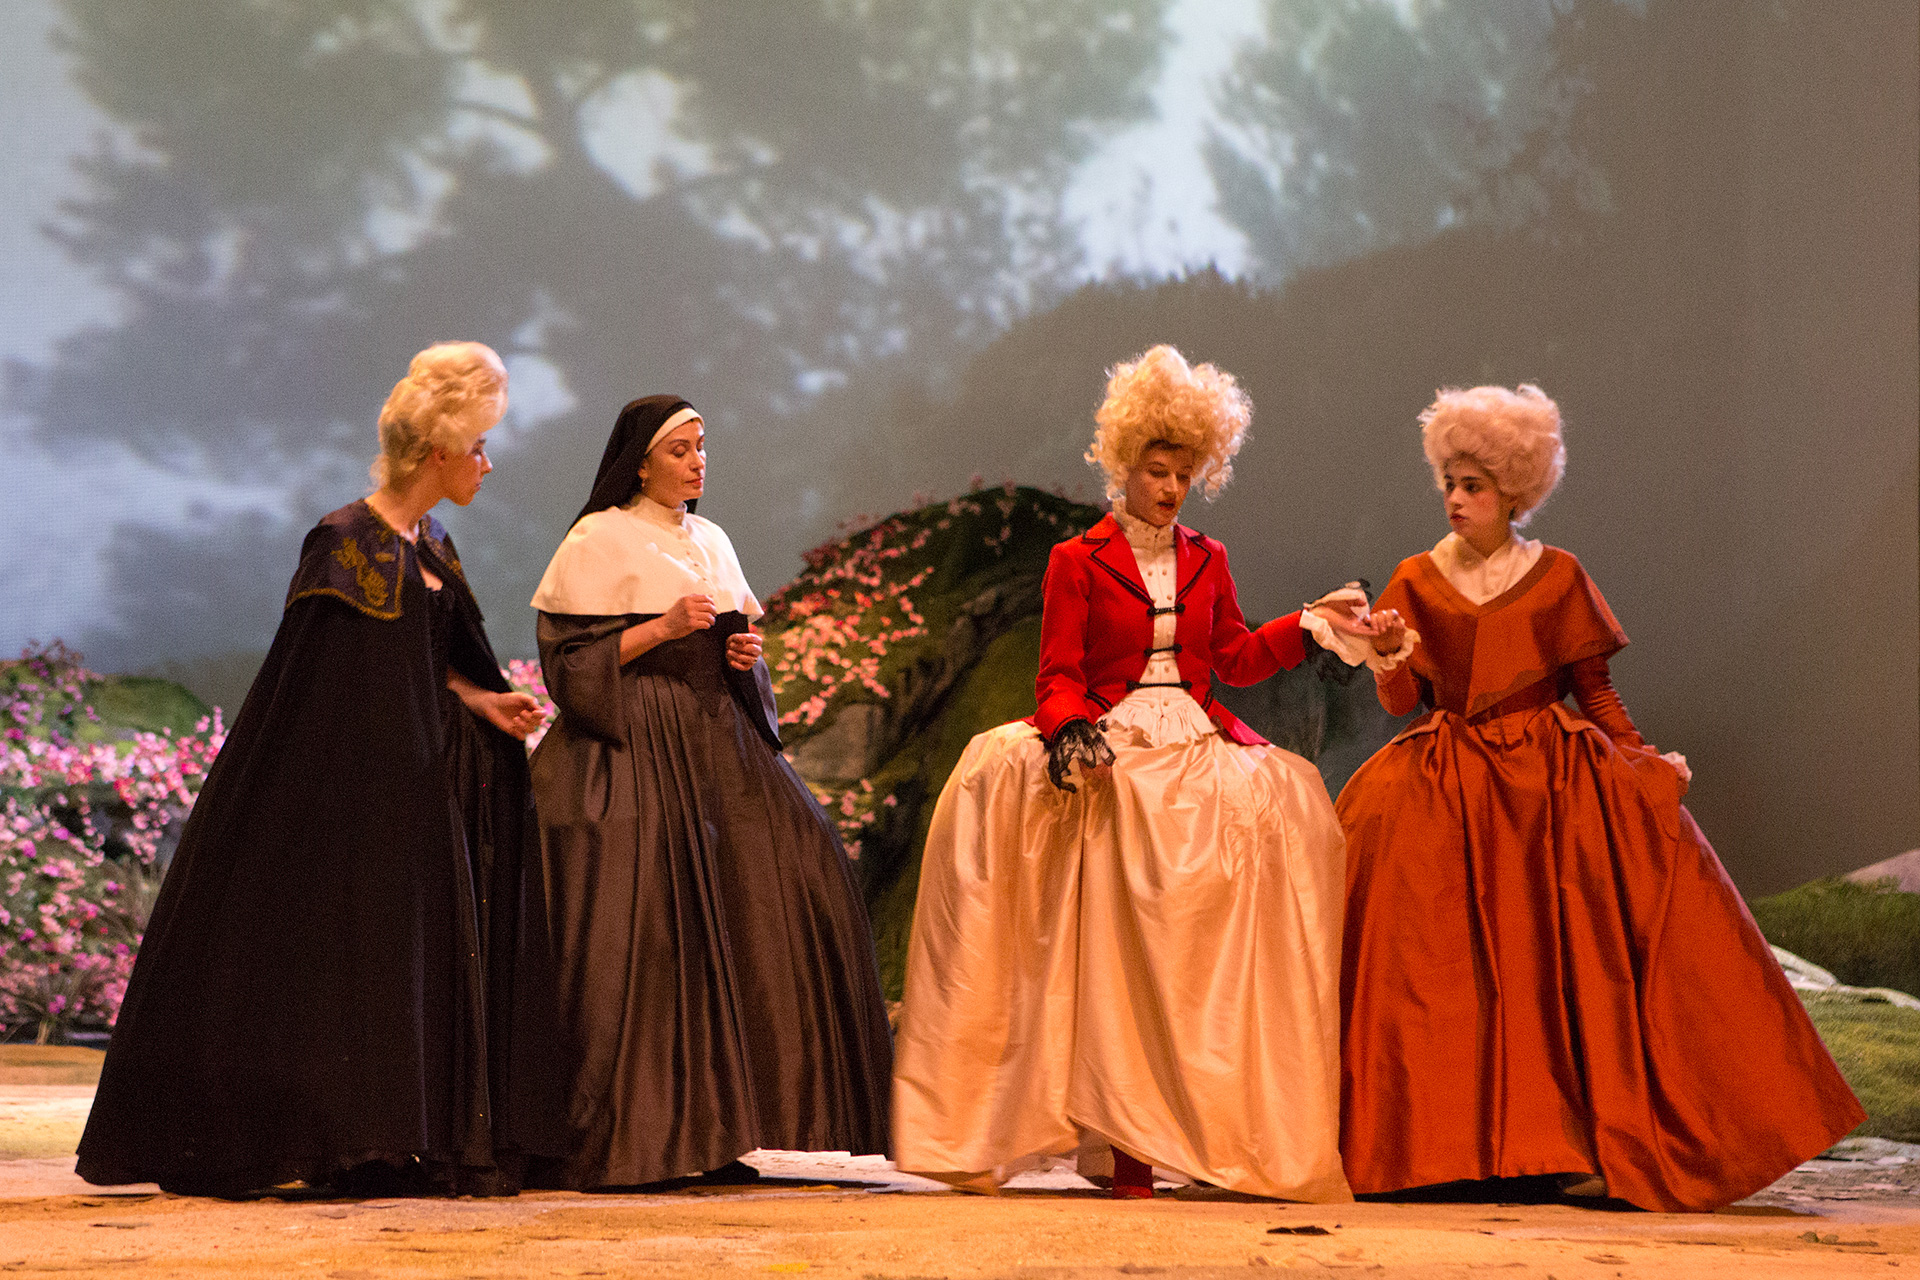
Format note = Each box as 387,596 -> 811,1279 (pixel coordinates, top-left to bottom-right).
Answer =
893,718 -> 1352,1202
528,614 -> 892,1188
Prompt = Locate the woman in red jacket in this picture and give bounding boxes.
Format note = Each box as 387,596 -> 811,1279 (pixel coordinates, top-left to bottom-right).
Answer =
892,345 -> 1394,1201
1337,385 -> 1863,1211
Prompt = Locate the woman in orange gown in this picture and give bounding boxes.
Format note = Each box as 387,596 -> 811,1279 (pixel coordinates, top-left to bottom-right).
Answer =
1336,385 -> 1863,1212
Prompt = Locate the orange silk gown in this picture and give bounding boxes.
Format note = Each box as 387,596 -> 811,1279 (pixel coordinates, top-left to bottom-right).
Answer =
1336,547 -> 1863,1212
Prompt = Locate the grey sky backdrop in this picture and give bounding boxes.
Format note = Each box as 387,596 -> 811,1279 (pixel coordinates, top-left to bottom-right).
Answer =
0,0 -> 1913,893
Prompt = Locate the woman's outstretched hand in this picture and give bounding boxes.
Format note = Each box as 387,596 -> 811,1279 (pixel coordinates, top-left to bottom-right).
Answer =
480,691 -> 547,740
1306,582 -> 1411,657
727,629 -> 763,671
660,593 -> 718,639
449,672 -> 546,740
1046,718 -> 1115,794
1308,582 -> 1378,639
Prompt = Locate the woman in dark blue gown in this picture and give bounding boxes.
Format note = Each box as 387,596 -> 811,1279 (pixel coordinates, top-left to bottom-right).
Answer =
77,343 -> 568,1196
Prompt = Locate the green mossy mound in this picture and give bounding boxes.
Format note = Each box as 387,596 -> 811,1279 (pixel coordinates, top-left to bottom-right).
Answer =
1755,879 -> 1920,1141
77,676 -> 214,742
1,646 -> 211,745
1752,878 -> 1920,1001
1796,994 -> 1920,1143
760,487 -> 1096,998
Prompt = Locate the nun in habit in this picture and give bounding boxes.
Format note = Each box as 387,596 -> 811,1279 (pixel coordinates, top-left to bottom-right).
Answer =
526,396 -> 893,1189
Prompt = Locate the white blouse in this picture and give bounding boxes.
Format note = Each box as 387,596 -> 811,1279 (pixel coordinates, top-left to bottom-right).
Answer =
530,494 -> 764,620
1102,505 -> 1217,747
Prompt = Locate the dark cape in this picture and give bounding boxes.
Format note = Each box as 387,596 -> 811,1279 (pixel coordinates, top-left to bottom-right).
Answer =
76,500 -> 568,1196
527,610 -> 893,1188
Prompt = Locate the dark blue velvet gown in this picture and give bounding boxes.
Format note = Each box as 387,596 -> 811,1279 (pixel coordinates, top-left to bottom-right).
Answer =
77,501 -> 567,1195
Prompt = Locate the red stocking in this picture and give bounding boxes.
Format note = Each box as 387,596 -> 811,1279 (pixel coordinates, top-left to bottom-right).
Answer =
1112,1148 -> 1154,1200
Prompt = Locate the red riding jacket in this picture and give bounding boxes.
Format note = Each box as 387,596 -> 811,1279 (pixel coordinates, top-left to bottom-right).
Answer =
1028,514 -> 1306,747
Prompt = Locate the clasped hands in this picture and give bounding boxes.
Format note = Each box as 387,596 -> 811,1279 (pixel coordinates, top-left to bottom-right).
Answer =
662,593 -> 762,671
1309,581 -> 1408,656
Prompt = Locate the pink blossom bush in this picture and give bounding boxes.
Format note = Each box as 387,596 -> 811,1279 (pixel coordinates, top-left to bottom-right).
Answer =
762,483 -> 1093,866
0,644 -> 224,1043
803,777 -> 901,861
769,515 -> 939,731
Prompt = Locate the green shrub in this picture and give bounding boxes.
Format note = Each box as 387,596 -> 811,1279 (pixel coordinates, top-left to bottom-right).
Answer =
1750,878 -> 1920,999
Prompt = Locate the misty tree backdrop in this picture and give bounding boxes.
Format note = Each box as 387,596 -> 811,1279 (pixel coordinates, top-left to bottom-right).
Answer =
0,0 -> 1913,892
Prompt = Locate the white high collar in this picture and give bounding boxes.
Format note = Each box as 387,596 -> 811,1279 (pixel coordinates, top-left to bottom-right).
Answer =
1112,501 -> 1176,554
530,498 -> 761,620
627,491 -> 689,530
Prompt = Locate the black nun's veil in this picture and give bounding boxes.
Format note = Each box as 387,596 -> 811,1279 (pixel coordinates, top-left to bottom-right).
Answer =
573,395 -> 697,526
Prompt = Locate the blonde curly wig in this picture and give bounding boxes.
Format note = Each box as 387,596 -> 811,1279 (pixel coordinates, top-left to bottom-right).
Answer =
1086,344 -> 1251,501
1419,383 -> 1565,526
371,341 -> 508,489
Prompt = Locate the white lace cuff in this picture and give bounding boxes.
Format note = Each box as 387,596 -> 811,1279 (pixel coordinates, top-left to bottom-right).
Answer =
1363,627 -> 1419,673
1299,605 -> 1372,668
1302,586 -> 1418,672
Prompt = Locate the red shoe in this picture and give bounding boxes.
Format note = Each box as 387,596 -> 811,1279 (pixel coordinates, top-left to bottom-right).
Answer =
1112,1148 -> 1154,1200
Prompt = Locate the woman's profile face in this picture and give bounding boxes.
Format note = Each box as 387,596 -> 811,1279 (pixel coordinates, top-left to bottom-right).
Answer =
1122,443 -> 1196,529
438,433 -> 493,506
639,418 -> 706,508
427,394 -> 504,506
1441,456 -> 1513,548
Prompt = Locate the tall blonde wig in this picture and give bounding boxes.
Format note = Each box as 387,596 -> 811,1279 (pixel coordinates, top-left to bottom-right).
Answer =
372,341 -> 508,488
1086,344 -> 1251,501
1419,383 -> 1565,526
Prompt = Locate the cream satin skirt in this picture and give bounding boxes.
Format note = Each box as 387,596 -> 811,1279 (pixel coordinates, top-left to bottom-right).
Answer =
891,718 -> 1353,1201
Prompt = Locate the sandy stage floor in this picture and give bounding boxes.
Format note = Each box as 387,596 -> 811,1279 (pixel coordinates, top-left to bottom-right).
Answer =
0,1049 -> 1914,1278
